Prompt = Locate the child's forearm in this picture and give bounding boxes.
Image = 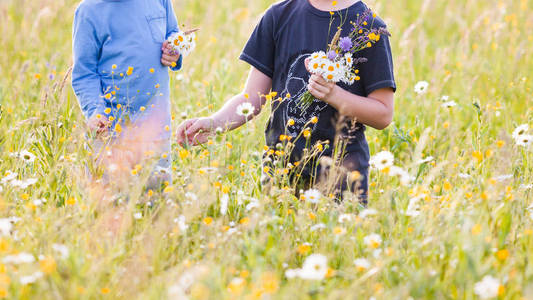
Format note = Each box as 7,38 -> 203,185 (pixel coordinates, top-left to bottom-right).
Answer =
210,67 -> 272,132
326,86 -> 394,130
210,93 -> 263,131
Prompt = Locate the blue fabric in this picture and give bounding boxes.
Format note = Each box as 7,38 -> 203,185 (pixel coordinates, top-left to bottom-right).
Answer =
72,0 -> 182,139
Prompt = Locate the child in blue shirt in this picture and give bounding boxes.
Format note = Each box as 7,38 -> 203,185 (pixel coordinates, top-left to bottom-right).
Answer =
72,0 -> 183,188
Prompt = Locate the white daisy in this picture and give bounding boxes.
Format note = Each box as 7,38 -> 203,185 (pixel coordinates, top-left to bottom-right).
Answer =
302,189 -> 322,204
405,197 -> 421,217
370,151 -> 395,170
474,275 -> 501,299
1,171 -> 17,184
359,208 -> 378,219
236,102 -> 254,118
354,258 -> 371,271
20,271 -> 44,285
220,194 -> 229,216
338,213 -> 354,223
512,124 -> 529,141
298,254 -> 328,280
133,212 -> 143,220
389,166 -> 413,186
3,252 -> 35,264
0,219 -> 12,236
52,244 -> 70,259
19,150 -> 36,163
363,233 -> 382,248
414,81 -> 429,95
441,100 -> 457,108
515,135 -> 532,147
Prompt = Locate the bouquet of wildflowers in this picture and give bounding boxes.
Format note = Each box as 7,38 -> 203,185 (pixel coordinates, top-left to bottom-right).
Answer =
167,29 -> 198,57
298,9 -> 390,110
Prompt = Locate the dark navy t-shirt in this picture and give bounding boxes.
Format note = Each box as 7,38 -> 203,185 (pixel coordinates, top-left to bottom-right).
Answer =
240,0 -> 396,172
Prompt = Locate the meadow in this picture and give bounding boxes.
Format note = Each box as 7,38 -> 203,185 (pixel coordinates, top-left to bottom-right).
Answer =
0,0 -> 532,299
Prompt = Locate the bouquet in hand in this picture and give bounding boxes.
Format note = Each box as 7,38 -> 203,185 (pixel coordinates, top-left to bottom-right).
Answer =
298,9 -> 390,110
167,29 -> 198,57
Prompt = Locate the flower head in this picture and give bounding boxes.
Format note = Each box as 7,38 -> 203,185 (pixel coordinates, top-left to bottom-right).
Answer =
370,151 -> 394,170
236,102 -> 254,118
474,275 -> 501,299
414,81 -> 429,95
338,37 -> 353,52
298,254 -> 328,280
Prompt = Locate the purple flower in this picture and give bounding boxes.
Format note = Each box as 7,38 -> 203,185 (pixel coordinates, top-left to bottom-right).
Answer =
338,37 -> 353,52
327,50 -> 337,60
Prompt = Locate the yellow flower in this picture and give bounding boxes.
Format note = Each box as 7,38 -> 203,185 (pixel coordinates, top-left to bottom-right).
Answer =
126,67 -> 134,76
203,217 -> 213,225
104,93 -> 112,100
287,119 -> 295,126
155,83 -> 160,89
297,244 -> 311,255
101,288 -> 110,295
164,125 -> 170,131
140,106 -> 146,112
66,197 -> 76,205
471,224 -> 482,235
114,123 -> 122,133
472,151 -> 483,163
311,116 -> 318,124
112,64 -> 117,69
39,256 -> 57,274
496,249 -> 509,261
260,272 -> 279,294
332,1 -> 338,6
303,129 -> 311,138
163,186 -> 174,193
149,68 -> 154,73
104,108 -> 112,114
496,140 -> 505,148
239,217 -> 250,225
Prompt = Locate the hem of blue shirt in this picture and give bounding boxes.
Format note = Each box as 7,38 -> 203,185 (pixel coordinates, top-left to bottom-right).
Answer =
239,53 -> 273,78
169,55 -> 183,71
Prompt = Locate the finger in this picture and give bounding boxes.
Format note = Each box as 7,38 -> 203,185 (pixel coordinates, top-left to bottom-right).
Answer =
176,120 -> 194,144
309,82 -> 330,95
304,58 -> 311,72
162,54 -> 175,61
162,41 -> 168,50
307,85 -> 324,99
311,74 -> 327,85
185,119 -> 206,136
161,59 -> 173,67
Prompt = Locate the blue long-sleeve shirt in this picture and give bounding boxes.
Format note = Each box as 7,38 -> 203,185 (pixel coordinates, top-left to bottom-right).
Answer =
72,0 -> 182,136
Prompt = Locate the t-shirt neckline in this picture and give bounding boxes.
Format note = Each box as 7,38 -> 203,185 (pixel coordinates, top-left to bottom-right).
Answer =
305,0 -> 364,18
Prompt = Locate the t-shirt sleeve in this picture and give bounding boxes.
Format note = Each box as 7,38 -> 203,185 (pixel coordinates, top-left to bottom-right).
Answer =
358,33 -> 396,96
239,8 -> 276,78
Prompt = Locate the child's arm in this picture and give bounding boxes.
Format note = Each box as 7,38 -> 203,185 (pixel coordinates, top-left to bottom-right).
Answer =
71,7 -> 105,122
176,67 -> 272,145
162,0 -> 182,70
306,71 -> 394,130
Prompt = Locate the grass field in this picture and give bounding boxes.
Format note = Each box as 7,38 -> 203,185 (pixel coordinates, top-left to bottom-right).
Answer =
0,0 -> 532,299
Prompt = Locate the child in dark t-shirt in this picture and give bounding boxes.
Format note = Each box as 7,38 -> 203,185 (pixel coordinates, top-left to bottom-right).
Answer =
176,0 -> 396,203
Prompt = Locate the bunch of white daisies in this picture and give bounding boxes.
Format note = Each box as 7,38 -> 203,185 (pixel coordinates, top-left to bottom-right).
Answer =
167,31 -> 196,57
512,124 -> 532,147
307,51 -> 358,85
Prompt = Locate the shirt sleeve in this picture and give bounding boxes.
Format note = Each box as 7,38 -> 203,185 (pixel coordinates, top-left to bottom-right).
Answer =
71,6 -> 106,120
239,7 -> 276,78
358,33 -> 397,96
165,0 -> 183,71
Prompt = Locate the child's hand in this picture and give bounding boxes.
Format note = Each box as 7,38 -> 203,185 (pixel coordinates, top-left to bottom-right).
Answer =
176,117 -> 217,146
304,58 -> 337,102
87,114 -> 111,136
161,41 -> 181,67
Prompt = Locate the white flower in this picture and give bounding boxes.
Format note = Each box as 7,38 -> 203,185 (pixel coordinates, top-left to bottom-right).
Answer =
441,100 -> 457,108
133,212 -> 143,220
52,244 -> 70,259
310,223 -> 326,231
363,233 -> 382,248
494,174 -> 513,182
0,219 -> 13,236
1,171 -> 17,184
515,135 -> 532,147
414,81 -> 429,95
302,189 -> 322,204
370,151 -> 394,170
220,194 -> 229,216
389,166 -> 413,186
20,271 -> 43,285
3,252 -> 35,264
185,192 -> 198,201
405,197 -> 421,217
354,258 -> 371,271
236,102 -> 254,118
474,275 -> 501,299
173,215 -> 189,232
298,254 -> 328,280
285,268 -> 299,279
11,178 -> 38,189
512,124 -> 529,141
359,208 -> 378,219
417,156 -> 434,164
440,95 -> 449,101
458,173 -> 471,179
19,150 -> 36,163
338,213 -> 354,223
246,199 -> 260,211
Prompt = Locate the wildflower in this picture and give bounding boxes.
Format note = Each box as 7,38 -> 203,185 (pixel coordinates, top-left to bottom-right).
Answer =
126,67 -> 134,76
414,81 -> 429,95
298,254 -> 328,280
52,244 -> 69,259
302,189 -> 322,204
310,116 -> 318,124
236,102 -> 254,118
220,194 -> 229,216
0,219 -> 12,236
441,100 -> 457,108
474,275 -> 501,299
363,233 -> 382,248
3,253 -> 35,264
515,135 -> 532,147
338,214 -> 354,223
39,256 -> 57,274
354,258 -> 371,271
338,36 -> 353,51
512,124 -> 528,140
203,217 -> 213,225
20,272 -> 43,285
359,208 -> 378,219
333,227 -> 346,235
133,212 -> 143,220
369,151 -> 394,170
